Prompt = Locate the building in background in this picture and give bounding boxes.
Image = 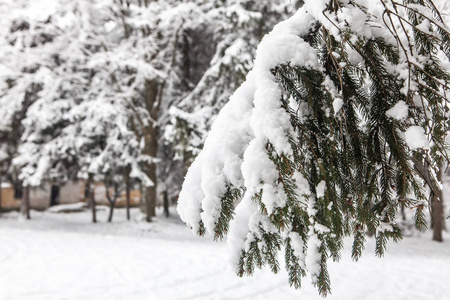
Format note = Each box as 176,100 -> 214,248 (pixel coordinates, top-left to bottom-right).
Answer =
0,181 -> 141,211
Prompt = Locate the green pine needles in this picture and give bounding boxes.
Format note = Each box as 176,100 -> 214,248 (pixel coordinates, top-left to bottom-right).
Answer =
178,0 -> 450,296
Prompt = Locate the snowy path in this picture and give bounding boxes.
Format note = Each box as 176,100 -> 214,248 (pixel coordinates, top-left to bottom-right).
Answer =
0,208 -> 449,300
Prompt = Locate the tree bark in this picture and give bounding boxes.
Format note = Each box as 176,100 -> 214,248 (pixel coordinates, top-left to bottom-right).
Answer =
431,193 -> 443,242
125,167 -> 131,221
412,155 -> 442,201
90,189 -> 96,223
163,190 -> 169,218
87,174 -> 96,223
142,78 -> 160,222
21,185 -> 30,220
431,167 -> 444,242
107,200 -> 115,222
105,182 -> 119,223
106,191 -> 115,223
412,155 -> 444,241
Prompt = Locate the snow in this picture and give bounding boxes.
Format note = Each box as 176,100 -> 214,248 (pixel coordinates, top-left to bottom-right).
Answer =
178,1 -> 324,265
404,126 -> 430,149
47,202 -> 87,213
386,100 -> 409,121
178,0 -> 450,285
227,192 -> 258,269
1,207 -> 449,299
316,180 -> 326,198
332,98 -> 344,115
1,0 -> 449,297
305,231 -> 322,282
1,182 -> 11,189
288,231 -> 306,268
178,74 -> 255,234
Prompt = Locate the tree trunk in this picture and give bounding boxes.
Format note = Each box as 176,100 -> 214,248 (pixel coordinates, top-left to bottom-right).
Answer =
87,174 -> 96,223
105,183 -> 118,223
163,190 -> 169,218
90,189 -> 97,223
431,167 -> 444,242
125,167 -> 131,221
431,194 -> 443,242
21,185 -> 30,220
142,78 -> 160,222
144,177 -> 157,222
412,155 -> 444,241
412,155 -> 442,201
107,201 -> 115,223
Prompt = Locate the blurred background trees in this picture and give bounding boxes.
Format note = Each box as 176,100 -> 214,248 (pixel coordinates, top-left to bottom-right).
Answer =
0,0 -> 448,247
0,0 -> 300,221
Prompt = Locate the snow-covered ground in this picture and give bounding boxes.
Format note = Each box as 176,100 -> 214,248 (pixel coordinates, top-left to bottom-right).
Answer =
0,206 -> 449,300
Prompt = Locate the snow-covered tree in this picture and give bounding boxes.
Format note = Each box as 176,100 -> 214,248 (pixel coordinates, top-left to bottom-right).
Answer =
166,0 -> 299,166
0,0 -> 80,216
1,0 -> 304,221
178,0 -> 450,295
2,0 -> 153,220
117,0 -> 302,218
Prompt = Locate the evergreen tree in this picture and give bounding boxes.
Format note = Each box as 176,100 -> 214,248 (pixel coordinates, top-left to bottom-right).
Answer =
0,0 -> 82,216
178,0 -> 450,295
3,0 -> 152,221
166,0 -> 298,166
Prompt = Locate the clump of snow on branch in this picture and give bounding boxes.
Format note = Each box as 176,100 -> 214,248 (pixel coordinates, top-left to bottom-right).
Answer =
386,101 -> 409,121
404,126 -> 430,150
